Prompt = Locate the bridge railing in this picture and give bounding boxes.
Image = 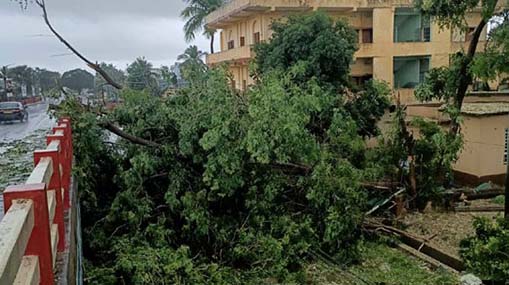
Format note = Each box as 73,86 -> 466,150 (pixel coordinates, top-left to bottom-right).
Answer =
0,118 -> 73,285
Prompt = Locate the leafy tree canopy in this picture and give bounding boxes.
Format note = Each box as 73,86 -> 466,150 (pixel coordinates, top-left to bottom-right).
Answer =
254,12 -> 357,89
126,57 -> 159,95
35,68 -> 61,93
414,0 -> 507,134
63,67 -> 376,284
94,63 -> 126,100
471,11 -> 509,81
61,68 -> 94,93
160,65 -> 177,87
177,45 -> 208,82
54,13 -> 396,283
254,12 -> 389,138
461,217 -> 509,281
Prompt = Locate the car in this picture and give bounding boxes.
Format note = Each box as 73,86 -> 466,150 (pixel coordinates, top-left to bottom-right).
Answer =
0,101 -> 29,123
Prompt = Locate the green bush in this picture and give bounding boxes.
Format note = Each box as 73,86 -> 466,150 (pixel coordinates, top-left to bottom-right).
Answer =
460,217 -> 509,281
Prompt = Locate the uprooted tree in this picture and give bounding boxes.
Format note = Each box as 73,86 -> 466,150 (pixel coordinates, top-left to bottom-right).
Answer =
34,10 -> 391,283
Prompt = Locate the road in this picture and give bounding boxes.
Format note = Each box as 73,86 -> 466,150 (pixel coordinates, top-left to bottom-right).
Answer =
0,102 -> 54,144
0,101 -> 54,219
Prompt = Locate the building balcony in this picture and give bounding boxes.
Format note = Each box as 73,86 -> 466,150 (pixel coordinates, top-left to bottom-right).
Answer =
207,45 -> 254,66
206,0 -> 414,28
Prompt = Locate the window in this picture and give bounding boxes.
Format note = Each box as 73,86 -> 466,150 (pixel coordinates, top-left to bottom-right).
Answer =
227,40 -> 235,50
242,80 -> 247,91
351,75 -> 373,88
231,79 -> 236,89
394,8 -> 431,42
240,36 -> 245,47
393,56 -> 430,88
253,32 -> 261,44
362,29 -> 373,43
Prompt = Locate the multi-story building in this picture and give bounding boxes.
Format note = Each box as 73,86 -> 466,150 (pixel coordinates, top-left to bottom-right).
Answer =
205,0 -> 487,103
204,0 -> 509,185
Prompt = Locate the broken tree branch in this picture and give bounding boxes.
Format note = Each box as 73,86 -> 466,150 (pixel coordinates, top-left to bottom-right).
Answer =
35,0 -> 123,90
98,121 -> 162,148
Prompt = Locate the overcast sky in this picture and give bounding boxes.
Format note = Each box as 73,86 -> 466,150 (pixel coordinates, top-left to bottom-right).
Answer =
0,0 -> 214,73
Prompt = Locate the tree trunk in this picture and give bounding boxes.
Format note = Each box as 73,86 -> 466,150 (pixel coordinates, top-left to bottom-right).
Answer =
210,33 -> 215,54
449,17 -> 489,135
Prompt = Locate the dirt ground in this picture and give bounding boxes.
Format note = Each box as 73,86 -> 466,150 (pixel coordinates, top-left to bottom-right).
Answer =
400,199 -> 503,257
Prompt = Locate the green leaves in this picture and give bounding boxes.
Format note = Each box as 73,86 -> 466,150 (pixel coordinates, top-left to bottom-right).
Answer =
461,217 -> 509,281
414,0 -> 481,29
62,12 -> 396,284
254,12 -> 357,89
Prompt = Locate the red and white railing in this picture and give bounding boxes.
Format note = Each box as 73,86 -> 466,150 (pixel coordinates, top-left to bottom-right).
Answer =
0,118 -> 73,285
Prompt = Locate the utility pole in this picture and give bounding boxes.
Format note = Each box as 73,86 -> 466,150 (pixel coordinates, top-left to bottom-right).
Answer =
1,64 -> 14,101
1,66 -> 7,101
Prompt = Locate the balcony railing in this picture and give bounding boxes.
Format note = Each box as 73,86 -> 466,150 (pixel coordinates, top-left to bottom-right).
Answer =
207,45 -> 253,65
206,0 -> 415,26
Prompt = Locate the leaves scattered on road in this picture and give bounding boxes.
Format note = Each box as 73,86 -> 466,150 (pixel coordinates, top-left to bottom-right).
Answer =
0,129 -> 49,190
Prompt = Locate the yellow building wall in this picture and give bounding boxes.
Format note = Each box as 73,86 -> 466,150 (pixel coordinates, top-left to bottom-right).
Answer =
454,115 -> 509,179
209,2 -> 485,95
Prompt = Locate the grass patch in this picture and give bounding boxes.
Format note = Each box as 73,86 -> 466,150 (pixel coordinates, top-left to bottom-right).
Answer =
307,242 -> 458,284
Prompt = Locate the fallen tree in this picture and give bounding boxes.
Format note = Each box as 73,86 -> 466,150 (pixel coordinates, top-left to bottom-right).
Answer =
50,13 -> 393,283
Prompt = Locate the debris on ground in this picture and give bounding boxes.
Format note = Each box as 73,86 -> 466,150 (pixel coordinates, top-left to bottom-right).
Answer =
0,129 -> 50,218
307,242 -> 458,284
460,274 -> 482,285
401,200 -> 501,257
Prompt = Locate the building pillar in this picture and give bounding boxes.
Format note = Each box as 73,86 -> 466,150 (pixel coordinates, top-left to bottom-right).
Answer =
372,8 -> 394,45
373,56 -> 393,87
372,8 -> 395,88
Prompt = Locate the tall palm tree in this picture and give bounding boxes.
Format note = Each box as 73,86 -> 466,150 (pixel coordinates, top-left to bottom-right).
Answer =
178,46 -> 208,81
181,0 -> 224,54
178,45 -> 207,65
126,57 -> 159,94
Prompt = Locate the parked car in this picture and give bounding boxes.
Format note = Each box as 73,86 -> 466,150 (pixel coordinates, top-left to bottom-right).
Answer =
0,101 -> 29,123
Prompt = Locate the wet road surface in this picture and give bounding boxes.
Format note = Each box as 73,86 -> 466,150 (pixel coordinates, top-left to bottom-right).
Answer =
0,102 -> 54,144
0,101 -> 54,219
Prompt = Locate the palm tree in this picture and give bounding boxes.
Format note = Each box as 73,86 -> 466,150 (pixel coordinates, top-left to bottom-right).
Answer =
181,0 -> 224,54
178,46 -> 207,65
178,46 -> 208,81
126,57 -> 159,95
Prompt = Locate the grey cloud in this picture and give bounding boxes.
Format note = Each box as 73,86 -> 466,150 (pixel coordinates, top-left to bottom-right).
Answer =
0,0 -> 212,72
